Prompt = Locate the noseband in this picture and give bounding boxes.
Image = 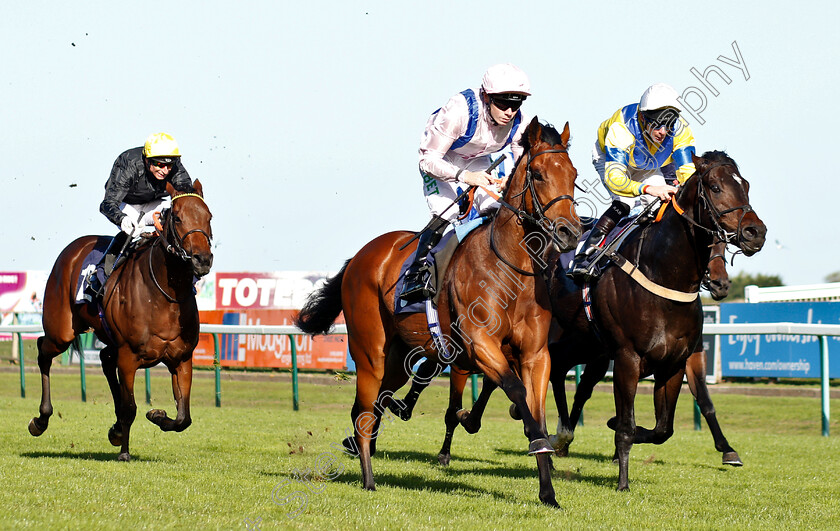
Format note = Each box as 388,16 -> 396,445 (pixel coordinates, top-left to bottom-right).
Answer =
490,148 -> 577,276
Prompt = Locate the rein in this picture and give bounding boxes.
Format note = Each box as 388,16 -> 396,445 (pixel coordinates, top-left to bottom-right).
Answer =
150,192 -> 212,303
489,148 -> 576,276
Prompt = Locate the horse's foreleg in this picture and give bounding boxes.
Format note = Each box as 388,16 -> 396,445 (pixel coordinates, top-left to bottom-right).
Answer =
116,358 -> 138,461
612,351 -> 640,491
522,352 -> 558,508
147,358 -> 193,432
29,336 -> 66,437
686,351 -> 742,466
631,368 -> 684,445
100,345 -> 124,446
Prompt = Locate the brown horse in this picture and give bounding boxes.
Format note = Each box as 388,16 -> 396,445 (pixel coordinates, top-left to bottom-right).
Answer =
548,239 -> 742,466
296,118 -> 580,507
29,181 -> 213,461
545,150 -> 765,490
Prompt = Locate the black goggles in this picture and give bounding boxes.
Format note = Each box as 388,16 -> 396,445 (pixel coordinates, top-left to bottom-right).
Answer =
149,158 -> 175,168
490,94 -> 525,111
642,109 -> 680,130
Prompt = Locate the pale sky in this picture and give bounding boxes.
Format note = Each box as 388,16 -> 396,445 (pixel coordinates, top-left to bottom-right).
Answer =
2,1 -> 837,287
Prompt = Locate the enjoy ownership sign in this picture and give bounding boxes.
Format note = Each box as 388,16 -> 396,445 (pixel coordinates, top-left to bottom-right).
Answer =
720,302 -> 840,378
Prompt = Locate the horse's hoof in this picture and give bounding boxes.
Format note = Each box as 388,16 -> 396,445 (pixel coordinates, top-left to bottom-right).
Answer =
438,453 -> 451,466
146,409 -> 166,424
28,418 -> 45,437
540,496 -> 561,509
117,452 -> 131,462
606,416 -> 618,430
509,404 -> 522,420
455,409 -> 471,423
528,438 -> 554,455
108,425 -> 123,447
387,400 -> 411,421
722,451 -> 743,466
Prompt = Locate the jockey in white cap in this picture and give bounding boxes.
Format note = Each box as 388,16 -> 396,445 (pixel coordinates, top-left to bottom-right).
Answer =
401,63 -> 532,303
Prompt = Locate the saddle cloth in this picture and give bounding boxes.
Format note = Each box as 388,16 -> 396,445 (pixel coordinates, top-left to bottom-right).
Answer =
394,216 -> 488,315
74,237 -> 111,304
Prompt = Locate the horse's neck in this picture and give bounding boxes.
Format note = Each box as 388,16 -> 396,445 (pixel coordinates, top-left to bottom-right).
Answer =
491,206 -> 544,275
629,205 -> 711,291
146,240 -> 194,299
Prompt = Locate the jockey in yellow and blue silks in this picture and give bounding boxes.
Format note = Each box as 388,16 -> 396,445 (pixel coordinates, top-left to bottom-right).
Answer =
568,83 -> 696,281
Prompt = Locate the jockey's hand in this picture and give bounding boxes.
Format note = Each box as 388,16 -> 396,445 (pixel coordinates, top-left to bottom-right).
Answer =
120,216 -> 138,236
644,184 -> 678,202
460,170 -> 496,188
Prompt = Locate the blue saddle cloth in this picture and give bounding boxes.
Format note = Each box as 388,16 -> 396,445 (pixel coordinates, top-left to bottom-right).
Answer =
74,237 -> 111,304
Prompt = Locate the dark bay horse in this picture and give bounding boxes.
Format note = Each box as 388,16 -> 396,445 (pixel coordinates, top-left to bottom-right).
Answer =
548,239 -> 742,466
29,181 -> 213,461
545,151 -> 765,490
296,118 -> 580,507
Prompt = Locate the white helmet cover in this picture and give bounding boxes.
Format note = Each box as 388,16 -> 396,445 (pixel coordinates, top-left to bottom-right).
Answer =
481,63 -> 531,96
639,83 -> 682,112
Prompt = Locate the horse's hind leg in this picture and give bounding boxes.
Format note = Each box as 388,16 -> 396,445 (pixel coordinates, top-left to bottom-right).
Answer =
29,335 -> 71,437
457,375 -> 497,434
147,358 -> 193,432
686,351 -> 742,466
100,345 -> 124,446
388,357 -> 440,421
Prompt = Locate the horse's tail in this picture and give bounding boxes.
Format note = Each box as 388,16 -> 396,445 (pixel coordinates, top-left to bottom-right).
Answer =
294,259 -> 350,335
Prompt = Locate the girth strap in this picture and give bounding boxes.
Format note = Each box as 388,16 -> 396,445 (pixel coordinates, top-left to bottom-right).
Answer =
609,252 -> 699,303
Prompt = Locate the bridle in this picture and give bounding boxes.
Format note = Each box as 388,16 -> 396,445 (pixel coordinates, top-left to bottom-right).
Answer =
490,147 -> 577,276
150,192 -> 212,302
673,162 -> 755,249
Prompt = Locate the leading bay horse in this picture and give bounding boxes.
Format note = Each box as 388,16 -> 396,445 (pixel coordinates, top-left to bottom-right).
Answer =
29,181 -> 213,461
296,118 -> 580,507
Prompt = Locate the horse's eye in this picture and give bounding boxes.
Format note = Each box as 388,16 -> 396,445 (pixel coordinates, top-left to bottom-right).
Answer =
173,214 -> 182,223
711,185 -> 721,193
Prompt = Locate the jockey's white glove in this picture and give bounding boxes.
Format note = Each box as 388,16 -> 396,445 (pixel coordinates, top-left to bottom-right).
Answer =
120,216 -> 138,236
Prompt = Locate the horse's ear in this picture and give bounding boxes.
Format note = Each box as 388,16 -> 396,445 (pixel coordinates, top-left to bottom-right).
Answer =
525,116 -> 542,145
166,182 -> 176,197
691,153 -> 707,174
192,179 -> 204,198
560,121 -> 570,147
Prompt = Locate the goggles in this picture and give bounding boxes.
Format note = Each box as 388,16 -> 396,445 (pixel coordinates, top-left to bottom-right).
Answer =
149,158 -> 175,168
490,94 -> 525,112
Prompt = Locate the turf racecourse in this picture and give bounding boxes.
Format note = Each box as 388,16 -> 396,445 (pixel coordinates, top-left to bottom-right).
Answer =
1,370 -> 838,530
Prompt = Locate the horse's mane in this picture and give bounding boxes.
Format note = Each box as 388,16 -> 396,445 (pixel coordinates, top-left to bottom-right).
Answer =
699,150 -> 738,171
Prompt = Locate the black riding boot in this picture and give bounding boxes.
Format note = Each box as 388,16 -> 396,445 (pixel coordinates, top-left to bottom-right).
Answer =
86,231 -> 130,300
567,201 -> 630,282
400,216 -> 449,303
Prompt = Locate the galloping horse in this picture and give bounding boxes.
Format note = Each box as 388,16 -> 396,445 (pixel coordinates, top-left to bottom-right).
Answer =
29,181 -> 213,461
296,118 -> 580,507
548,239 -> 743,466
546,151 -> 765,490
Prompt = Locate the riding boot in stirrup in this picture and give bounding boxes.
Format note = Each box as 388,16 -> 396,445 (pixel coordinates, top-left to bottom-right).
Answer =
400,216 -> 449,303
567,201 -> 630,282
85,231 -> 130,300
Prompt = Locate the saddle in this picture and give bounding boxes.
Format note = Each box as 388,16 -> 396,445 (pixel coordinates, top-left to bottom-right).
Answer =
394,216 -> 489,315
76,236 -> 144,304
